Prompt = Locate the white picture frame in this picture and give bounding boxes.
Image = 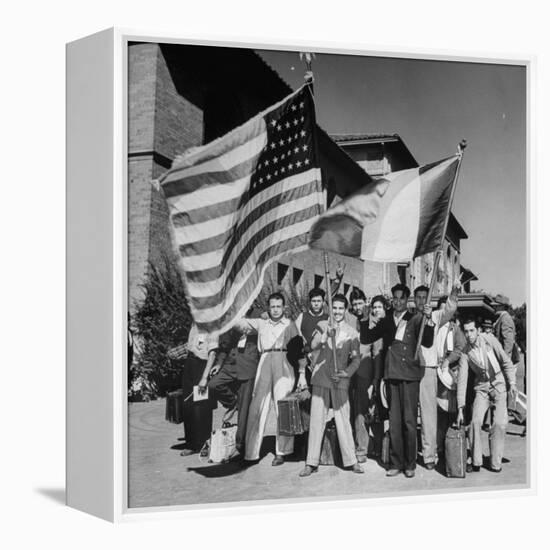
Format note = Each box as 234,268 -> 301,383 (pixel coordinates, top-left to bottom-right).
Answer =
66,27 -> 534,522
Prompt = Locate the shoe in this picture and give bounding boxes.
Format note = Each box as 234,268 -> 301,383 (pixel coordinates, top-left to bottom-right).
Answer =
357,455 -> 367,464
299,465 -> 318,477
404,469 -> 416,478
351,463 -> 364,474
466,464 -> 480,473
490,466 -> 502,473
222,448 -> 241,463
424,462 -> 436,471
386,468 -> 401,477
179,448 -> 196,457
272,455 -> 285,466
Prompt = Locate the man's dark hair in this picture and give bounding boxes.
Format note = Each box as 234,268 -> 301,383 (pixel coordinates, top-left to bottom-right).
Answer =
414,285 -> 430,296
349,288 -> 366,302
437,296 -> 448,309
332,293 -> 348,309
391,283 -> 411,298
370,294 -> 387,309
268,292 -> 285,306
463,315 -> 480,329
309,288 -> 326,301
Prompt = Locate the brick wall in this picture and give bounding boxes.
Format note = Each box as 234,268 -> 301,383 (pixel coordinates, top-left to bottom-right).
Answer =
128,44 -> 158,309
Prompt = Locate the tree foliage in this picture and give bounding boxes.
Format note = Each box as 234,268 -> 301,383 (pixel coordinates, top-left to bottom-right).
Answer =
130,256 -> 192,400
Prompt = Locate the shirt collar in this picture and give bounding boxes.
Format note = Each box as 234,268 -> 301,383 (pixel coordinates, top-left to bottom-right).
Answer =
267,316 -> 286,326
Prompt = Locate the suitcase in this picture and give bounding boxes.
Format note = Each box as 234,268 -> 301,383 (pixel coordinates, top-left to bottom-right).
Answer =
319,419 -> 343,467
510,391 -> 527,424
278,395 -> 306,436
165,388 -> 185,424
445,426 -> 468,478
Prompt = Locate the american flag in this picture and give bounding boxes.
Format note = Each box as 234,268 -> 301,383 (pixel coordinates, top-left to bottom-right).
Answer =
159,86 -> 324,334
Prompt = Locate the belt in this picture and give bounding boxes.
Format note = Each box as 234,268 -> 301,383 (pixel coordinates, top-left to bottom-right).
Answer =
262,348 -> 287,353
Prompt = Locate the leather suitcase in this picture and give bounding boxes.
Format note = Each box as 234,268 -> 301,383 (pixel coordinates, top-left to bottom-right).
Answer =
165,388 -> 185,424
445,426 -> 468,478
278,396 -> 306,436
319,419 -> 343,467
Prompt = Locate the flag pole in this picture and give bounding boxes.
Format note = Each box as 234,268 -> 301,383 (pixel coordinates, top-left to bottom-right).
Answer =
301,52 -> 339,375
415,140 -> 467,359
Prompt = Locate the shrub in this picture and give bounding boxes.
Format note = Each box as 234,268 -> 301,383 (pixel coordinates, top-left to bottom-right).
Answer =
130,255 -> 192,400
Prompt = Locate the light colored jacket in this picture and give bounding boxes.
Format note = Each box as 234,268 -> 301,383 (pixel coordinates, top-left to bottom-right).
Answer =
457,332 -> 516,408
310,320 -> 360,390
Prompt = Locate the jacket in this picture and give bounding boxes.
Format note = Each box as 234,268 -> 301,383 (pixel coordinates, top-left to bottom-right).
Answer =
493,310 -> 516,359
361,309 -> 435,381
310,320 -> 360,390
457,332 -> 516,408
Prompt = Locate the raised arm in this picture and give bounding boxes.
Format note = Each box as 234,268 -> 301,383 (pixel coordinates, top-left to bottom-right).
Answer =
439,277 -> 461,327
233,317 -> 259,334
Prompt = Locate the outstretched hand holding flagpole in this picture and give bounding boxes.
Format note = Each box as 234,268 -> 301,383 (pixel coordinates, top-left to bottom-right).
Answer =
414,139 -> 467,359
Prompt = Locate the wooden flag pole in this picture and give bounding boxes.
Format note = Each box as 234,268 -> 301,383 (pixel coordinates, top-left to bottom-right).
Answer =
301,52 -> 339,374
414,140 -> 467,359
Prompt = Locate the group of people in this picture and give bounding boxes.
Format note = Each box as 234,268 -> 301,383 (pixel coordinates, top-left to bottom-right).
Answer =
176,275 -> 523,479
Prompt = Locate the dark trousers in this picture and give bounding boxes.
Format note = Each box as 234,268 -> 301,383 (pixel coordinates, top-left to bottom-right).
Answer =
208,368 -> 255,453
182,354 -> 214,451
351,375 -> 384,458
388,379 -> 420,471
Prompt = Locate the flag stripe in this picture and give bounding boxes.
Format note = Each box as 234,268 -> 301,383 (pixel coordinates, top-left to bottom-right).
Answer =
172,170 -> 319,236
184,218 -> 318,301
162,134 -> 267,198
190,239 -> 310,330
178,169 -> 322,255
184,204 -> 320,285
160,117 -> 266,180
177,181 -> 321,271
162,150 -> 263,198
167,174 -> 251,218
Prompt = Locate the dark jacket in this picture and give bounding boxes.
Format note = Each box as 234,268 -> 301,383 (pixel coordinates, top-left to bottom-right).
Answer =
361,309 -> 434,381
216,328 -> 260,381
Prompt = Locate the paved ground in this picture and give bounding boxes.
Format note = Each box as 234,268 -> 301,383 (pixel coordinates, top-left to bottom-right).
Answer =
128,400 -> 528,509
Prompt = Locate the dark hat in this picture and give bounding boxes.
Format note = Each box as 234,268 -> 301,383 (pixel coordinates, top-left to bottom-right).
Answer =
491,294 -> 510,307
482,319 -> 493,329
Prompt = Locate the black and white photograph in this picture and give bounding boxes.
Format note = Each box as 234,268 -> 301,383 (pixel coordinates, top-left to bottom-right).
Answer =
126,40 -> 528,508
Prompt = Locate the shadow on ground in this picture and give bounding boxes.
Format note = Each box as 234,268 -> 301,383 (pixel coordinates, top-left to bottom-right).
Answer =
35,488 -> 66,505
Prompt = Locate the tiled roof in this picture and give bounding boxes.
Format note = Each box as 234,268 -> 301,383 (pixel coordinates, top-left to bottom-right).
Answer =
330,133 -> 401,143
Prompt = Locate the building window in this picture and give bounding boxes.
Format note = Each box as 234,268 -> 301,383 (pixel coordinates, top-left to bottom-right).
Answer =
397,263 -> 409,285
292,267 -> 303,286
344,283 -> 350,296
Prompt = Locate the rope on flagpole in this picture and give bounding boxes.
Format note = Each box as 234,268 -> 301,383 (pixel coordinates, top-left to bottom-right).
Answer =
414,139 -> 467,359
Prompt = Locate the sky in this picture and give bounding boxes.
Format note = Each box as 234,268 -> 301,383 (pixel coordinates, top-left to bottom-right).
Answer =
258,50 -> 527,307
